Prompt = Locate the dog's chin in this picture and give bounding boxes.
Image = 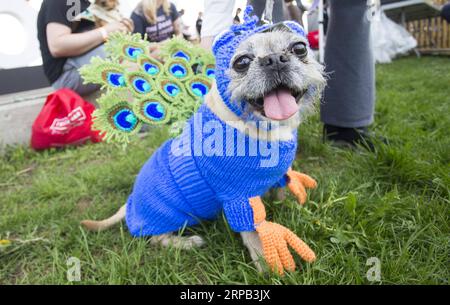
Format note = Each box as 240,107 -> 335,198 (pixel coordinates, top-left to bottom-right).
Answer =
246,85 -> 307,123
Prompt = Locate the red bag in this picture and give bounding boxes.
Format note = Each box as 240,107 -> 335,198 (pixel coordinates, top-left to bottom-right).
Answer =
307,30 -> 319,50
31,89 -> 102,150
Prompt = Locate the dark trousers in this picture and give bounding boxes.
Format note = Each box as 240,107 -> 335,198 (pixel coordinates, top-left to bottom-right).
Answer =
321,0 -> 375,128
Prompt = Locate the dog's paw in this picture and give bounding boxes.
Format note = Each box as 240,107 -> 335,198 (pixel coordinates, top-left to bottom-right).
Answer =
152,234 -> 205,250
241,231 -> 265,273
187,235 -> 205,248
275,188 -> 286,201
252,258 -> 265,273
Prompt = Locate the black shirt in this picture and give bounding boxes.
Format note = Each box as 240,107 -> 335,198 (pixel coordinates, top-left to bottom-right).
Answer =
131,3 -> 179,42
37,0 -> 95,83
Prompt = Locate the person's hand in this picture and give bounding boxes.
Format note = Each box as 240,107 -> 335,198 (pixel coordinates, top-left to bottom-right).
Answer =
148,43 -> 162,61
120,18 -> 134,32
103,18 -> 134,35
286,168 -> 317,205
249,197 -> 316,276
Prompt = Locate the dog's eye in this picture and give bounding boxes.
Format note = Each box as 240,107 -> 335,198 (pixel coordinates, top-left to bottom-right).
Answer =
233,55 -> 253,73
290,42 -> 308,59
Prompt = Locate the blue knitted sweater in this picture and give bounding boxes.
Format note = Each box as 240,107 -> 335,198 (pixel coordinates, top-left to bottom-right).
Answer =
126,104 -> 297,235
125,8 -> 307,236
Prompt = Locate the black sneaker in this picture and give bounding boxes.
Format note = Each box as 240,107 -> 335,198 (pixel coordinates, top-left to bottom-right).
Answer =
323,124 -> 386,151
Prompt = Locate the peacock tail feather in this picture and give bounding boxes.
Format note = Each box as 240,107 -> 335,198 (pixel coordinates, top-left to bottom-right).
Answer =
133,93 -> 171,125
164,58 -> 194,81
203,63 -> 216,79
126,71 -> 155,96
105,32 -> 150,62
156,76 -> 186,101
186,75 -> 212,99
80,33 -> 216,145
138,54 -> 163,77
92,89 -> 142,144
160,36 -> 194,62
79,58 -> 126,90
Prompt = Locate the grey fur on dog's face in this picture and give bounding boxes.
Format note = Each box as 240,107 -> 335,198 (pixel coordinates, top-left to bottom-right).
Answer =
228,30 -> 326,122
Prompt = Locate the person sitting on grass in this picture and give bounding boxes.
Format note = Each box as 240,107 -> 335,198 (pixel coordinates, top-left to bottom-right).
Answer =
131,0 -> 182,43
37,0 -> 134,97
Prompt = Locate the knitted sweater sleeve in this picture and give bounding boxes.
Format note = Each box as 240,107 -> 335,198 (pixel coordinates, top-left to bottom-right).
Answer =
222,198 -> 256,232
272,174 -> 289,188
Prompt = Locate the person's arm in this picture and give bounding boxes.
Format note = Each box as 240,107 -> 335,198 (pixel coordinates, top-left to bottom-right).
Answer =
200,0 -> 236,50
131,12 -> 146,38
172,18 -> 182,36
47,20 -> 133,58
170,3 -> 182,37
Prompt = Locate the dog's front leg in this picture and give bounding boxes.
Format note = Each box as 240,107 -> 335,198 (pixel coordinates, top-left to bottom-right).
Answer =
222,197 -> 266,272
224,196 -> 315,275
241,231 -> 264,272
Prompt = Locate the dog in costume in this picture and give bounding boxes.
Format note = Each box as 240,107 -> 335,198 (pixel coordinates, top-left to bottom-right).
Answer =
74,0 -> 123,28
81,6 -> 326,275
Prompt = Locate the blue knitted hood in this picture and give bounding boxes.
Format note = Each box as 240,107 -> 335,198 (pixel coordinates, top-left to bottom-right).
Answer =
212,6 -> 308,118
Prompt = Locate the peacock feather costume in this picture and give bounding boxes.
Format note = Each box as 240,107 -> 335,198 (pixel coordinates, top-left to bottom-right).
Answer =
80,6 -> 319,275
80,34 -> 216,143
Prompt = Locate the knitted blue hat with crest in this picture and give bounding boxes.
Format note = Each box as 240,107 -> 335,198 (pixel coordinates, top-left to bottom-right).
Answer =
212,6 -> 307,118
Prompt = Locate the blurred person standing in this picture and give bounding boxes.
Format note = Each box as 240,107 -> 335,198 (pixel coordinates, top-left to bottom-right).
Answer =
196,12 -> 203,37
321,0 -> 377,148
234,7 -> 242,24
441,2 -> 450,22
178,9 -> 192,40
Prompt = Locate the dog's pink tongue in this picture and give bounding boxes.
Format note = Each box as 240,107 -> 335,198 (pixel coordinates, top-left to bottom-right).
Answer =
263,88 -> 298,120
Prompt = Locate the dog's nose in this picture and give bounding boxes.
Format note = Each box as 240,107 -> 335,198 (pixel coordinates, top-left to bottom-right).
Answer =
258,53 -> 290,70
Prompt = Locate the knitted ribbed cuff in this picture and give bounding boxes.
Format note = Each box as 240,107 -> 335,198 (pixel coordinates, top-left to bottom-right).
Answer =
223,198 -> 256,232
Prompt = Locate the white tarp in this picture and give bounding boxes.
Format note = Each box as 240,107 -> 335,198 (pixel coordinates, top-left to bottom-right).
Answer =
372,10 -> 417,63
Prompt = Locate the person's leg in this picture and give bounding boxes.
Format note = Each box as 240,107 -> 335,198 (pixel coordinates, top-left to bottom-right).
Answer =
321,0 -> 375,129
285,0 -> 304,25
442,3 -> 450,23
248,0 -> 285,23
52,45 -> 106,96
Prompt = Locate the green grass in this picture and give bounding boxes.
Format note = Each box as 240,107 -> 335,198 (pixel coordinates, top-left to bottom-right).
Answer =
0,56 -> 449,284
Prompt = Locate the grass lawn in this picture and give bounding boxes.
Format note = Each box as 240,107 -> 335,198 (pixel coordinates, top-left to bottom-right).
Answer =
0,56 -> 449,284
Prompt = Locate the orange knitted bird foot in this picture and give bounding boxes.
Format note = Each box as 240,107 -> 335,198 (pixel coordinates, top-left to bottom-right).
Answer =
249,197 -> 316,276
286,168 -> 317,205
